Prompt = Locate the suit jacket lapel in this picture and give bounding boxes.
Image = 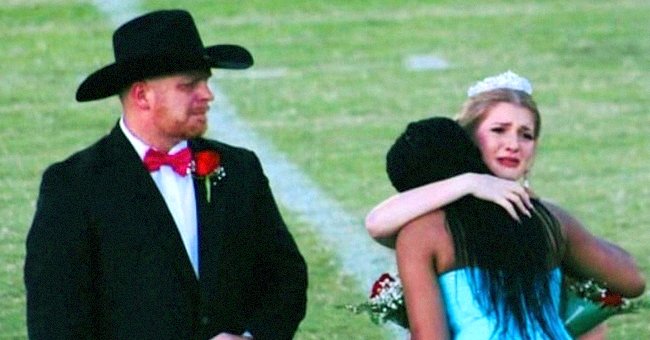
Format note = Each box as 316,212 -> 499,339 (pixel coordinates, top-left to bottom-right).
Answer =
189,140 -> 227,282
104,125 -> 198,288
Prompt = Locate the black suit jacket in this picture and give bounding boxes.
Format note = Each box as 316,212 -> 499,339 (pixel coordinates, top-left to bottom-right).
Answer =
25,125 -> 308,339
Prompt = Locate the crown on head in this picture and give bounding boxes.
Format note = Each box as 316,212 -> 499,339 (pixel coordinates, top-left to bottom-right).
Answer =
467,70 -> 533,97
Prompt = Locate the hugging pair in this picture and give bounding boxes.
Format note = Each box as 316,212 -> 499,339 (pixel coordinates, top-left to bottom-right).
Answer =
364,71 -> 646,339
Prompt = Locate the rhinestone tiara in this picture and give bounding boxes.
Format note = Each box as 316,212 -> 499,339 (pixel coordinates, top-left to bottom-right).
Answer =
466,70 -> 533,97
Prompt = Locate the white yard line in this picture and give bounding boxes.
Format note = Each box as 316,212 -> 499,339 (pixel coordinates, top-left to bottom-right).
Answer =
208,82 -> 404,339
93,2 -> 402,338
208,84 -> 396,285
93,0 -> 140,27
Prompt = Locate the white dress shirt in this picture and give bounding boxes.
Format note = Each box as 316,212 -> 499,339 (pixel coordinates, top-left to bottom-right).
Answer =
119,117 -> 199,277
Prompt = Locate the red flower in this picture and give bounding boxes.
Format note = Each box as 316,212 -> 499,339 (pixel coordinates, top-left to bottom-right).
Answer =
600,291 -> 624,308
192,150 -> 224,203
370,273 -> 395,298
194,150 -> 220,177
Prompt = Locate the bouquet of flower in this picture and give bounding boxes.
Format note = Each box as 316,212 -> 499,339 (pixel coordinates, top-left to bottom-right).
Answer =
561,276 -> 648,337
346,272 -> 647,335
345,273 -> 409,328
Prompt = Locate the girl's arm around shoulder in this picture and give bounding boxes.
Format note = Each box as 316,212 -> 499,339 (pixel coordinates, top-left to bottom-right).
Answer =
365,175 -> 472,243
544,201 -> 646,297
366,173 -> 532,248
396,210 -> 451,340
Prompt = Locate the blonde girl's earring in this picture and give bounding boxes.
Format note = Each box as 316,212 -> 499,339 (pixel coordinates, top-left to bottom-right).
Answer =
522,171 -> 530,189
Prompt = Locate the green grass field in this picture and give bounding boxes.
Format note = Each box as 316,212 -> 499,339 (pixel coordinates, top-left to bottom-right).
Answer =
2,0 -> 649,338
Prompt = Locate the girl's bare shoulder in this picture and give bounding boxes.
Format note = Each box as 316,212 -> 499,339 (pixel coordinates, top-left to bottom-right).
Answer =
399,210 -> 455,272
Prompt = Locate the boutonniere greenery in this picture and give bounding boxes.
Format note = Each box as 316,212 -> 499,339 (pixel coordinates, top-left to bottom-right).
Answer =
192,150 -> 225,203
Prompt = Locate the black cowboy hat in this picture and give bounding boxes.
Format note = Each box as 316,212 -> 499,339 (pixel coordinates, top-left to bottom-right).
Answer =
76,9 -> 253,102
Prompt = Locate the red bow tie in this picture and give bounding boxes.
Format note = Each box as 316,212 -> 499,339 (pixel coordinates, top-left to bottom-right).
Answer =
143,147 -> 192,176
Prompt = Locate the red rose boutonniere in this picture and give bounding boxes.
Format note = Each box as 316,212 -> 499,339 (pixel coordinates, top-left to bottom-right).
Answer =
192,150 -> 225,203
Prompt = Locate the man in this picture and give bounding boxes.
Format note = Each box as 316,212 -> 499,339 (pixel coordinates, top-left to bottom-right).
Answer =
24,9 -> 308,340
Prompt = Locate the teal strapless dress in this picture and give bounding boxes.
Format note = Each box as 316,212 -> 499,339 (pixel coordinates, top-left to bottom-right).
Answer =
438,267 -> 573,339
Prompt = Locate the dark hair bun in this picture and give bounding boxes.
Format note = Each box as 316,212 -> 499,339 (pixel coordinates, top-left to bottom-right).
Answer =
386,117 -> 490,192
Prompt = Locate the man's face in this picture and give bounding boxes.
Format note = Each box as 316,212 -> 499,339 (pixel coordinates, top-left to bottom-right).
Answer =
145,70 -> 214,142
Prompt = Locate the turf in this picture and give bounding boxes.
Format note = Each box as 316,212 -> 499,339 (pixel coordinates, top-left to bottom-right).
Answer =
1,0 -> 648,338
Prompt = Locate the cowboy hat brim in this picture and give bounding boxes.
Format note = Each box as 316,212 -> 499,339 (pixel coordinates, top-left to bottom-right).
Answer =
75,44 -> 253,102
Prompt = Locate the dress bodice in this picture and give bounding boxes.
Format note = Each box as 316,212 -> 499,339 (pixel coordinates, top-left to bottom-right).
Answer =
438,267 -> 572,340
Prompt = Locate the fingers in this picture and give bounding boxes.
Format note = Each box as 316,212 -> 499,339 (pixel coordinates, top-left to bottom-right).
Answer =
524,186 -> 538,199
473,175 -> 534,221
506,191 -> 532,218
519,187 -> 534,209
496,198 -> 521,223
497,183 -> 533,221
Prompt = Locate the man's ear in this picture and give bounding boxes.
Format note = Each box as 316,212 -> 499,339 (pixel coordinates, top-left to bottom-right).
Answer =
129,81 -> 151,110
